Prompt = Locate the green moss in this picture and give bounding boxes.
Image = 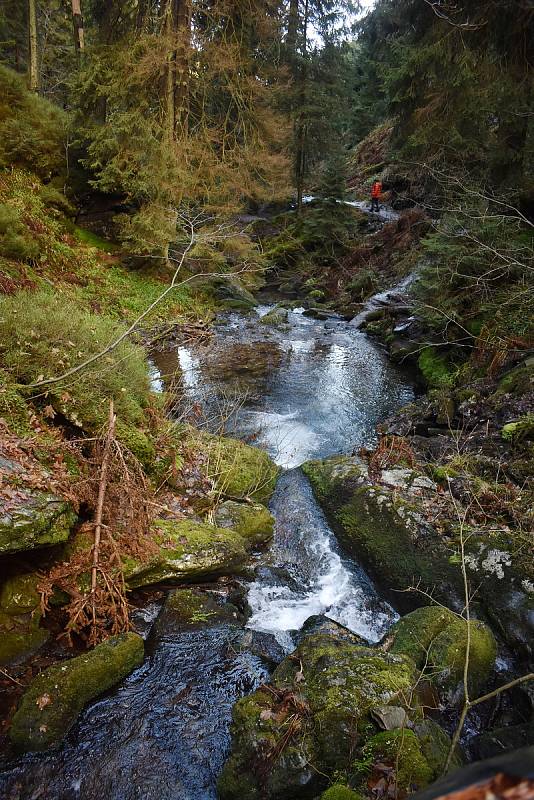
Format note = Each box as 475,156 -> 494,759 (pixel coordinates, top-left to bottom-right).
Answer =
179,426 -> 279,504
362,729 -> 433,793
414,719 -> 463,774
502,415 -> 534,444
219,632 -> 428,800
0,573 -> 41,615
321,786 -> 363,800
0,370 -> 32,435
71,225 -> 117,251
389,607 -> 496,697
428,618 -> 496,696
389,606 -> 458,665
114,419 -> 156,469
259,306 -> 289,326
165,588 -> 210,622
494,364 -> 533,398
418,347 -> 456,388
213,500 -> 274,546
0,491 -> 76,554
302,455 -> 465,611
0,609 -> 49,665
124,518 -> 250,588
10,632 -> 144,752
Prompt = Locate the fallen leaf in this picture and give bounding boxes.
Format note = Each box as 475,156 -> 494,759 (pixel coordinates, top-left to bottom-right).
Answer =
36,693 -> 52,710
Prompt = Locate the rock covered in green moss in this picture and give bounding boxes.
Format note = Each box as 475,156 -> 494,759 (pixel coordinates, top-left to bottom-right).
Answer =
387,606 -> 496,700
213,500 -> 275,546
218,630 -> 452,800
10,632 -> 144,752
178,426 -> 279,504
501,415 -> 534,444
154,588 -> 242,637
0,485 -> 76,554
124,518 -> 250,588
363,729 -> 434,793
302,455 -> 465,612
321,786 -> 364,800
0,572 -> 41,614
302,453 -> 534,664
259,306 -> 289,326
0,574 -> 49,665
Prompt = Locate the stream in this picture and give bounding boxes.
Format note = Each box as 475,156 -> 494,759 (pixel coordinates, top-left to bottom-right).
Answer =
0,305 -> 416,800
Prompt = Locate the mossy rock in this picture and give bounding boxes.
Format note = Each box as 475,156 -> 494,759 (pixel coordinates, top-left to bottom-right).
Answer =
213,500 -> 275,546
0,572 -> 41,615
413,719 -> 463,774
387,606 -> 458,664
0,609 -> 49,665
428,618 -> 496,698
179,426 -> 279,504
362,729 -> 433,794
259,306 -> 289,326
114,418 -> 156,470
155,588 -> 241,635
10,632 -> 144,752
501,415 -> 534,444
388,607 -> 496,699
418,347 -> 455,388
321,786 -> 364,800
124,518 -> 250,588
209,276 -> 257,310
219,633 -> 423,800
302,456 -> 464,613
0,488 -> 76,554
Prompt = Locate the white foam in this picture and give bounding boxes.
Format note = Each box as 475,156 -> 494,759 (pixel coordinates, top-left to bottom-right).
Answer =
244,409 -> 322,469
247,521 -> 394,647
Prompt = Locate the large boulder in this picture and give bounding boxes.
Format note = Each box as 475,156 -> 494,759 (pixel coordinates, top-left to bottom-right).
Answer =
218,630 -> 455,800
259,306 -> 289,327
0,484 -> 76,554
302,456 -> 464,611
10,632 -> 144,752
124,519 -> 251,588
213,499 -> 275,546
179,427 -> 280,504
302,455 -> 534,663
208,276 -> 257,310
0,573 -> 48,665
386,606 -> 497,701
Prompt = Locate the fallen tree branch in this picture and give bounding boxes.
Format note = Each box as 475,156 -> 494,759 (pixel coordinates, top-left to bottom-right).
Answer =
91,400 -> 116,630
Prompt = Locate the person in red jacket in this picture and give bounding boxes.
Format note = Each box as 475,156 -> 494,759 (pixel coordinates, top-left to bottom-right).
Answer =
370,178 -> 382,212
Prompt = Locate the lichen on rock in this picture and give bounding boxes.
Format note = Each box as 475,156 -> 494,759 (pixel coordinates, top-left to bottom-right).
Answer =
0,488 -> 76,554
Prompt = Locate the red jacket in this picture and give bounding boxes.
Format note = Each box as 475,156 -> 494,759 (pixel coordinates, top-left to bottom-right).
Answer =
371,181 -> 382,198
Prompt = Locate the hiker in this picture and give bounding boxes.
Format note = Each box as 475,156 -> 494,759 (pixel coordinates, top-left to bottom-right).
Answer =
370,178 -> 382,212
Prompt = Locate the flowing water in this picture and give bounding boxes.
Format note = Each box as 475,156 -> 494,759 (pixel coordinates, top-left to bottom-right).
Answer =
0,305 -> 415,800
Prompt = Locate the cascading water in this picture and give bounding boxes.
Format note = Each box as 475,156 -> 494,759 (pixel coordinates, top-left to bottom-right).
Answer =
0,303 -> 416,800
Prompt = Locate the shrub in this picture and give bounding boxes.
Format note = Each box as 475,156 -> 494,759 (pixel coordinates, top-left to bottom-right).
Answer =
0,203 -> 40,261
0,290 -> 151,434
0,66 -> 67,178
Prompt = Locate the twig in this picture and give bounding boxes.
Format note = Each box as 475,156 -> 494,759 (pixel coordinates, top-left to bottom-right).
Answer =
91,400 -> 116,630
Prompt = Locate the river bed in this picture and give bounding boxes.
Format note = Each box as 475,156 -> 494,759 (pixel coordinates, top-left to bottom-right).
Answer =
0,305 -> 416,799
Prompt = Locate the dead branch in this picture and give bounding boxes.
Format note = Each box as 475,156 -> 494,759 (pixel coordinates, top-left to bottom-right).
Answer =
91,400 -> 116,630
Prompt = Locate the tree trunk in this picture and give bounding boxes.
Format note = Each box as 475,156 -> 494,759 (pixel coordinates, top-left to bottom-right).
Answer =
28,0 -> 39,92
175,0 -> 192,135
287,0 -> 299,53
295,0 -> 308,214
71,0 -> 85,56
164,0 -> 177,142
